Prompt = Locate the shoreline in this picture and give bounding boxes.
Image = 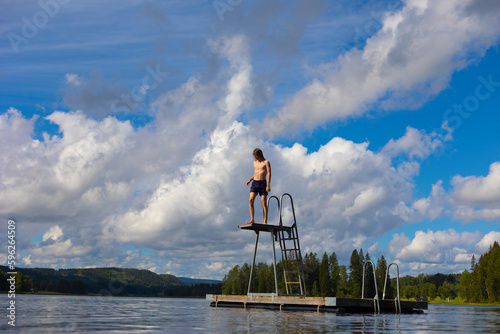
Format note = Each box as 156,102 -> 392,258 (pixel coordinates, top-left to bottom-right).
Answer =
400,298 -> 500,307
429,301 -> 500,307
0,291 -> 207,299
4,292 -> 500,306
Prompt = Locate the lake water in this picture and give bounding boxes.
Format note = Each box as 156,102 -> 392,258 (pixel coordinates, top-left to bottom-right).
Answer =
2,294 -> 500,333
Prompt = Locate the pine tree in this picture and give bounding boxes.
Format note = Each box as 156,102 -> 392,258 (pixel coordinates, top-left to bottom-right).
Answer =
363,252 -> 377,298
256,262 -> 268,293
338,265 -> 348,297
458,270 -> 473,302
485,242 -> 500,302
319,252 -> 331,297
470,254 -> 477,272
303,252 -> 320,296
222,265 -> 240,295
348,249 -> 363,298
329,251 -> 340,296
376,255 -> 391,299
241,263 -> 251,294
457,242 -> 500,303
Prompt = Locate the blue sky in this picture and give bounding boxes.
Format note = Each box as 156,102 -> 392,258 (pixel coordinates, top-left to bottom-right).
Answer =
1,0 -> 500,279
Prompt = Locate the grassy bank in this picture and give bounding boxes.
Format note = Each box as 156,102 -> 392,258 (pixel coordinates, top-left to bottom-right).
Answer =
401,296 -> 500,306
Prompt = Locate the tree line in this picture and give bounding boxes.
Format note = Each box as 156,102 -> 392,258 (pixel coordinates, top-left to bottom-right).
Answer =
222,242 -> 500,304
222,249 -> 393,298
396,242 -> 500,303
0,266 -> 222,297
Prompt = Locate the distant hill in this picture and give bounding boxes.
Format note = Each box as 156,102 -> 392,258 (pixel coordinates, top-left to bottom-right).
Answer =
0,266 -> 186,296
178,277 -> 222,286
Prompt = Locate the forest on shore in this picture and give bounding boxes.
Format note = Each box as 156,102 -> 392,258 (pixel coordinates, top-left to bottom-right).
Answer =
0,266 -> 221,297
222,241 -> 500,304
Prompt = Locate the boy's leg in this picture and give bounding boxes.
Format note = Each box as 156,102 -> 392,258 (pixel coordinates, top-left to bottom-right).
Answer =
261,195 -> 268,224
247,192 -> 257,224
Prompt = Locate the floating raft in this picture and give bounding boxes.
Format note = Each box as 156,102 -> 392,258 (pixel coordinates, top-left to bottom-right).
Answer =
206,294 -> 428,314
220,194 -> 428,314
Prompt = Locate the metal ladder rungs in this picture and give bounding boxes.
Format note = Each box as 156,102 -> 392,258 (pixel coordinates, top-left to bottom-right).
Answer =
286,282 -> 301,285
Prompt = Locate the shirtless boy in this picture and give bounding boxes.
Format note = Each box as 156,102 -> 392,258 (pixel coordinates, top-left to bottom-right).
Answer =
246,148 -> 271,224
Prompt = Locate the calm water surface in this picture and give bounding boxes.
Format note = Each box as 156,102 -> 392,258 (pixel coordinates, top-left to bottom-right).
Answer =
2,294 -> 500,333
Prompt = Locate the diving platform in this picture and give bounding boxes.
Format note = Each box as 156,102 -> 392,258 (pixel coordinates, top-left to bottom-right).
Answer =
237,222 -> 292,233
209,193 -> 427,314
206,294 -> 427,314
239,194 -> 307,296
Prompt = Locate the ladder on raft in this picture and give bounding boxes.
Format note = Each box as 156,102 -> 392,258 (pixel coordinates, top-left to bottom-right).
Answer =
362,260 -> 402,313
239,193 -> 306,296
277,194 -> 306,295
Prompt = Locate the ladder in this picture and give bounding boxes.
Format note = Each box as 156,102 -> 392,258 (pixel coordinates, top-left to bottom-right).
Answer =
361,260 -> 402,313
276,193 -> 306,296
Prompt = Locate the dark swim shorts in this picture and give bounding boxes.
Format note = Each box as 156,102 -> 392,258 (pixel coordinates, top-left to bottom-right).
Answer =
250,180 -> 268,196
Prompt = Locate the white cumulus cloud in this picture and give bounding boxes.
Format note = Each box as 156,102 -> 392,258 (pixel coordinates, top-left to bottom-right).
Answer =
452,162 -> 500,203
390,229 -> 483,265
42,226 -> 63,242
263,0 -> 500,135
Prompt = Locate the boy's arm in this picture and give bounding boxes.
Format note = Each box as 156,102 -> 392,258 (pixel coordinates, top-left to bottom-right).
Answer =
246,175 -> 254,185
266,161 -> 271,191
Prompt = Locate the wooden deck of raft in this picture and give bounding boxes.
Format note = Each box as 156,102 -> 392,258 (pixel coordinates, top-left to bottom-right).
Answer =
207,294 -> 427,314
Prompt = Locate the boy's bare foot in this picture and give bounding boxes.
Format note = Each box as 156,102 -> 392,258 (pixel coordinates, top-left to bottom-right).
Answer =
245,221 -> 254,224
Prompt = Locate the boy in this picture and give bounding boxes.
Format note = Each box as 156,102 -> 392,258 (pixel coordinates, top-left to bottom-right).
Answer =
246,148 -> 271,224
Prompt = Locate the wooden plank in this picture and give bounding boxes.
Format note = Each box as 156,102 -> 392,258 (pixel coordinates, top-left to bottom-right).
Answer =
211,294 -> 325,306
208,294 -> 427,313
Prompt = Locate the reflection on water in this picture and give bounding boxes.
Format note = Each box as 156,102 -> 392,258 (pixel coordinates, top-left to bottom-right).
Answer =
1,295 -> 500,333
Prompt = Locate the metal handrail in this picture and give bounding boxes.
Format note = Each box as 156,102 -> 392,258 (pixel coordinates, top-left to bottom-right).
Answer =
362,260 -> 380,313
279,193 -> 296,227
383,262 -> 401,313
267,195 -> 281,226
